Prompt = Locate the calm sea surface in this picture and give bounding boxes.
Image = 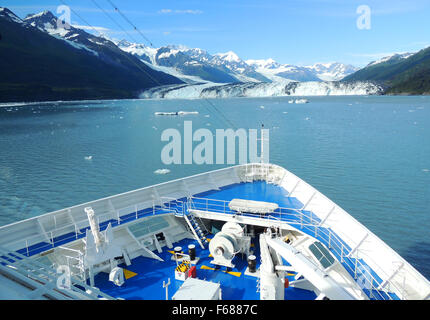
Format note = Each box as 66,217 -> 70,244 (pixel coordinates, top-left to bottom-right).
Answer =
0,95 -> 429,279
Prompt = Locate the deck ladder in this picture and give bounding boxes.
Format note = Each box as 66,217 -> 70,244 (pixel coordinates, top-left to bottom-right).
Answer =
183,212 -> 209,249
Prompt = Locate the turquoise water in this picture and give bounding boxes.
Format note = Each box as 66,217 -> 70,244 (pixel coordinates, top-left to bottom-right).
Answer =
0,96 -> 429,279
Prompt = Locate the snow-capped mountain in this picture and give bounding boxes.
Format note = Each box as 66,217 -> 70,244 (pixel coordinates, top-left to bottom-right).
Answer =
24,11 -> 118,58
305,63 -> 359,81
246,59 -> 320,82
22,11 -> 182,86
117,41 -> 270,83
117,40 -> 358,84
24,11 -> 101,55
246,59 -> 358,82
0,8 -> 182,102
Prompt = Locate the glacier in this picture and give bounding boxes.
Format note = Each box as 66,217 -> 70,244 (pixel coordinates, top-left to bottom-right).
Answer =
140,81 -> 383,99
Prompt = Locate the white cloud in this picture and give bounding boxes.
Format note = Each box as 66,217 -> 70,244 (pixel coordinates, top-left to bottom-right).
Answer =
72,24 -> 110,32
158,9 -> 203,15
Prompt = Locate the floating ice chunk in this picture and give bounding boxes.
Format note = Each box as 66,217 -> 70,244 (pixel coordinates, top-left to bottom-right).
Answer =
85,156 -> 93,161
295,99 -> 309,104
178,111 -> 199,115
155,111 -> 199,116
154,169 -> 170,175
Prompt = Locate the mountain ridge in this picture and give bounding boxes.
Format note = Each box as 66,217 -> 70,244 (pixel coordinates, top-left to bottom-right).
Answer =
116,40 -> 359,84
0,8 -> 183,102
343,48 -> 430,94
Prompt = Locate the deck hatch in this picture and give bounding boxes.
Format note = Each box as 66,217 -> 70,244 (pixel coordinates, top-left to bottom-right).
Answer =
309,241 -> 335,269
128,216 -> 169,238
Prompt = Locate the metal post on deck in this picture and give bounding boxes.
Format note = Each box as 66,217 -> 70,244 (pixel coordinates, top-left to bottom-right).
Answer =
163,278 -> 171,300
260,124 -> 264,164
341,244 -> 344,263
26,240 -> 29,256
354,258 -> 358,279
328,232 -> 331,249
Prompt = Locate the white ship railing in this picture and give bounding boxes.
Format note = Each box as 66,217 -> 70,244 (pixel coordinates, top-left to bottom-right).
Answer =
238,163 -> 430,300
6,200 -> 172,258
0,246 -> 115,300
186,195 -> 415,300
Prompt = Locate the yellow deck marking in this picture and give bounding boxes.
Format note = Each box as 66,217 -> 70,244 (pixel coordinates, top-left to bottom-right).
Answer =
200,265 -> 241,277
123,269 -> 137,280
201,265 -> 215,270
250,243 -> 255,247
224,271 -> 242,277
168,250 -> 184,255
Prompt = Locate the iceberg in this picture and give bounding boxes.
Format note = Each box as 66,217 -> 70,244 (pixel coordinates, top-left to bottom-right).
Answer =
154,169 -> 171,175
154,111 -> 199,116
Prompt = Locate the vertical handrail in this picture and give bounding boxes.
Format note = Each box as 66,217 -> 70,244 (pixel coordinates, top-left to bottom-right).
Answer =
340,244 -> 344,263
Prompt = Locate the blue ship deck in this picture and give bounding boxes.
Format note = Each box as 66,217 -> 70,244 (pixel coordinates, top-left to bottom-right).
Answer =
94,237 -> 316,300
11,181 -> 399,300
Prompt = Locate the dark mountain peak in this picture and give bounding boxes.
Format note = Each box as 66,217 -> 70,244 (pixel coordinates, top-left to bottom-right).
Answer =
25,10 -> 53,19
24,10 -> 59,29
0,7 -> 23,24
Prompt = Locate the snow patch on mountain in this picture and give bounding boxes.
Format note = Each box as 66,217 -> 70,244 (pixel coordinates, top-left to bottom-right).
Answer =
215,51 -> 241,63
366,52 -> 414,67
23,11 -> 99,56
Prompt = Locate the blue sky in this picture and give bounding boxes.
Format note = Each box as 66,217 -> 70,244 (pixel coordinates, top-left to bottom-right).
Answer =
4,0 -> 430,67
